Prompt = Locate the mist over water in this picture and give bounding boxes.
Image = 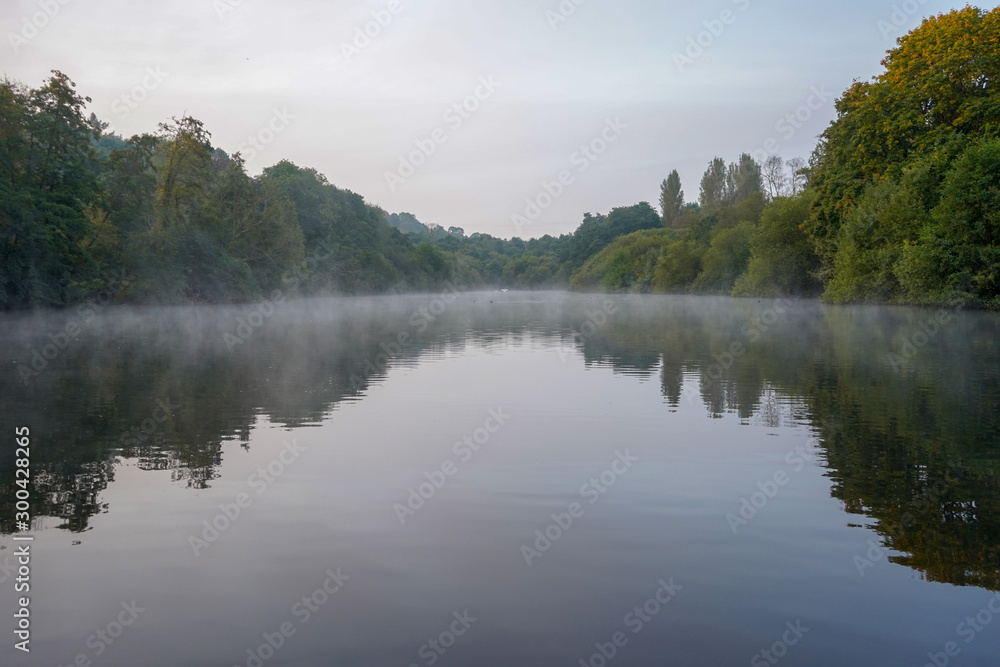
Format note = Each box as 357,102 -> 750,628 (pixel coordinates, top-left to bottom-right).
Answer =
1,292 -> 999,666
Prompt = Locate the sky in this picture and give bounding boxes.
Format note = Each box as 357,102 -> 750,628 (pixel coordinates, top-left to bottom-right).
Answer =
0,0 -> 984,239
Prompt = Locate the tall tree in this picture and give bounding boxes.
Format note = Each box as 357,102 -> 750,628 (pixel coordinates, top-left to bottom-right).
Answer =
0,71 -> 101,307
786,157 -> 808,195
699,157 -> 727,211
762,155 -> 788,199
659,170 -> 684,227
728,153 -> 763,204
153,116 -> 213,232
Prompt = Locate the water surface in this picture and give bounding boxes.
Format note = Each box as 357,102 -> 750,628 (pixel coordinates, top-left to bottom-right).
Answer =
1,292 -> 998,666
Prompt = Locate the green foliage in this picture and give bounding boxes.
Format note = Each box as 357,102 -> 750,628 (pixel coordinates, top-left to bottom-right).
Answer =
713,191 -> 766,230
654,239 -> 705,292
692,222 -> 754,293
733,195 -> 822,297
502,255 -> 560,289
907,136 -> 1000,306
699,157 -> 728,211
208,154 -> 305,294
569,229 -> 674,292
660,170 -> 684,227
809,5 -> 1000,307
258,161 -> 416,294
0,71 -> 101,308
154,116 -> 213,232
700,154 -> 763,212
562,202 -> 662,269
809,6 -> 1000,281
728,153 -> 763,205
567,158 -> 768,296
823,176 -> 929,303
412,242 -> 453,284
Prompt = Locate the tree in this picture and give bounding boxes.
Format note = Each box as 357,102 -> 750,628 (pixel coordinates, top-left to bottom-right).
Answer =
413,242 -> 452,282
728,153 -> 763,204
909,136 -> 1000,305
660,170 -> 684,227
762,155 -> 788,199
209,153 -> 305,293
733,194 -> 822,297
823,177 -> 928,303
154,116 -> 213,232
562,204 -> 660,268
568,229 -> 672,292
700,154 -> 762,211
654,239 -> 704,292
786,157 -> 808,195
259,160 -> 416,294
808,6 -> 1000,263
692,222 -> 754,293
0,71 -> 101,307
699,157 -> 727,211
502,255 -> 559,289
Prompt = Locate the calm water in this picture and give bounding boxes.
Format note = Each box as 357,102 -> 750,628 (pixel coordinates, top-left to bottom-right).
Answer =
1,292 -> 998,666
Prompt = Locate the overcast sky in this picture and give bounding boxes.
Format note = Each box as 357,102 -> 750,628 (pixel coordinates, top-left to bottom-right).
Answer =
1,0 -> 984,238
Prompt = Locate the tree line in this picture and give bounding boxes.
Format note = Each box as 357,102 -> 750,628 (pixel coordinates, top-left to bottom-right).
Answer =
1,6 -> 997,309
0,72 -> 464,308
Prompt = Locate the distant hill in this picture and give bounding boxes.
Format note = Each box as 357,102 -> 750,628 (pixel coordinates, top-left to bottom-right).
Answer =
385,212 -> 468,240
385,212 -> 430,235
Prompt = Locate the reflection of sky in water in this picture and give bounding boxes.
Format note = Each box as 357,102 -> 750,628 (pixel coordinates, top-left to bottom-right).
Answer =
1,293 -> 999,666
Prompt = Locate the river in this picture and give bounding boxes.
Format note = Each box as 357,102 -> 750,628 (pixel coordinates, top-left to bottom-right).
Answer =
1,292 -> 998,666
